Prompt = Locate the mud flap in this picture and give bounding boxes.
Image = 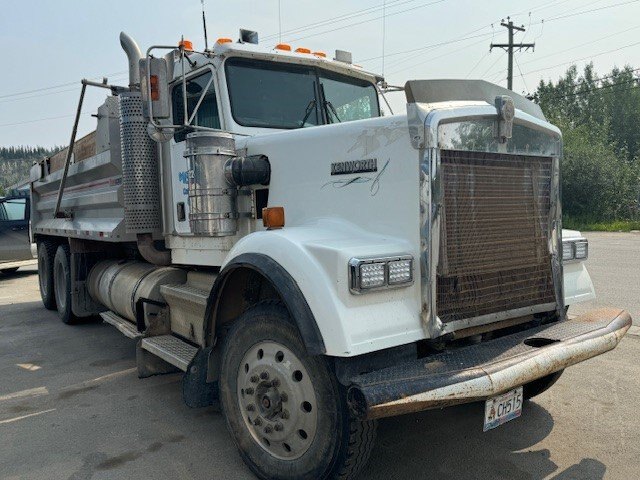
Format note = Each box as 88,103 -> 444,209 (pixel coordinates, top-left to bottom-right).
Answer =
182,347 -> 220,409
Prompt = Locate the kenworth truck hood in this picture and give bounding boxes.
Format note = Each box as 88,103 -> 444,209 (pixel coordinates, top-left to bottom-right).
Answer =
232,96 -> 563,356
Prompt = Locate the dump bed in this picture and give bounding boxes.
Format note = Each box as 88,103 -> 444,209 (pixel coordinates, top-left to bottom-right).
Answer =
30,96 -> 135,242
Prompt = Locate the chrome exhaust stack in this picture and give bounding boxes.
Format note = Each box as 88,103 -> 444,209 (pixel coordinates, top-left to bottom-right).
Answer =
120,31 -> 142,89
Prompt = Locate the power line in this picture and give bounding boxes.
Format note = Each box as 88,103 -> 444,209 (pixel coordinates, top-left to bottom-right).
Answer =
0,112 -> 93,129
0,71 -> 126,100
544,0 -> 640,23
0,73 -> 128,104
520,40 -> 640,77
514,55 -> 530,93
387,36 -> 488,75
481,50 -> 507,78
546,77 -> 640,99
281,0 -> 445,44
261,0 -> 417,41
520,24 -> 640,66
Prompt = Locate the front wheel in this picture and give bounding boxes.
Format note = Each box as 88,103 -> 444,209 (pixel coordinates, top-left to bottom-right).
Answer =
219,302 -> 376,480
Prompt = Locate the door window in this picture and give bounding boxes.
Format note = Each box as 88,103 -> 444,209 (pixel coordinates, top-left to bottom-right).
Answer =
172,71 -> 221,142
0,198 -> 26,221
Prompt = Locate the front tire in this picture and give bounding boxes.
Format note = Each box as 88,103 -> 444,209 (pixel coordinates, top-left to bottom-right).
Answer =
37,240 -> 57,310
53,243 -> 76,324
219,302 -> 376,480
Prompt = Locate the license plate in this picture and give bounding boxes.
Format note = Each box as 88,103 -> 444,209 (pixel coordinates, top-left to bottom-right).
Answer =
483,387 -> 523,432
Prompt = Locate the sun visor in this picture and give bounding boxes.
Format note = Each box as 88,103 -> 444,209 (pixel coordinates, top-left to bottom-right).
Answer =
404,79 -> 546,122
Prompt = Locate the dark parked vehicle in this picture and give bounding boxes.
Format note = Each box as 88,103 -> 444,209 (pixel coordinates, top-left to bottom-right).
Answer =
0,190 -> 35,275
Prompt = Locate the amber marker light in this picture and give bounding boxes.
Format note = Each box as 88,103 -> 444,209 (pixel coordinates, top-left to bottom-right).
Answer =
216,37 -> 232,44
313,51 -> 327,57
275,43 -> 292,51
179,39 -> 194,51
295,47 -> 311,54
262,207 -> 285,229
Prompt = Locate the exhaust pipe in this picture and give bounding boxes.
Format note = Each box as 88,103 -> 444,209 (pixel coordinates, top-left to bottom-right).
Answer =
120,31 -> 142,88
137,233 -> 171,266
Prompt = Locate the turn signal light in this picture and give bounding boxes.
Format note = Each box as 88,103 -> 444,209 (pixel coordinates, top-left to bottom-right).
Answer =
295,47 -> 311,54
275,43 -> 292,51
262,207 -> 285,229
217,37 -> 232,44
150,75 -> 160,101
179,39 -> 194,51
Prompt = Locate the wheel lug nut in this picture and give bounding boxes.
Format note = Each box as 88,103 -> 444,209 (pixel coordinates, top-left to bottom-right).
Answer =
260,371 -> 269,380
280,392 -> 288,402
250,375 -> 259,383
264,425 -> 273,434
271,378 -> 280,387
274,422 -> 283,432
245,387 -> 254,395
254,417 -> 262,426
247,403 -> 255,412
281,410 -> 290,419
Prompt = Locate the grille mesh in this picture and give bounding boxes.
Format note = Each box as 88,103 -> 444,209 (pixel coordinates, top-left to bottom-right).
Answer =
437,150 -> 555,323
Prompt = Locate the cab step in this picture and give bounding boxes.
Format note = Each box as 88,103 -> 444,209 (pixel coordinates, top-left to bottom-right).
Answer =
100,311 -> 141,339
140,335 -> 198,372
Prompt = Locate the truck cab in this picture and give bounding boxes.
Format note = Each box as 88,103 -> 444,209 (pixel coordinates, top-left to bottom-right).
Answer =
29,31 -> 627,480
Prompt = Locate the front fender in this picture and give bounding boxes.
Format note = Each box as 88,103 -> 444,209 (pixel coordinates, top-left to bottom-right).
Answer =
218,219 -> 425,357
562,229 -> 596,305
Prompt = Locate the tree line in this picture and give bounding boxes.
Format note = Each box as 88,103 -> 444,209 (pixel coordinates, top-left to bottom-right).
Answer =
534,64 -> 640,225
0,146 -> 60,195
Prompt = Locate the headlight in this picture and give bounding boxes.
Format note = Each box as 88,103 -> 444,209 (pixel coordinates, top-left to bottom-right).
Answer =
349,255 -> 414,294
562,238 -> 588,262
574,240 -> 588,259
562,242 -> 574,261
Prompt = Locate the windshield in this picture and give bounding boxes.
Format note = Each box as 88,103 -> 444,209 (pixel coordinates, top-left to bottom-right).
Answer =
225,58 -> 379,129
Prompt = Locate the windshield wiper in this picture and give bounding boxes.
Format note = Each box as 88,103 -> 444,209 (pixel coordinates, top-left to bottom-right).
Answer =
300,99 -> 317,127
319,84 -> 341,123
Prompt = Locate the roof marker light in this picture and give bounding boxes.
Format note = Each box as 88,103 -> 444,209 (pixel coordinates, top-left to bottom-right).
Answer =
216,37 -> 233,44
313,51 -> 327,58
275,43 -> 292,51
179,39 -> 194,51
295,47 -> 311,54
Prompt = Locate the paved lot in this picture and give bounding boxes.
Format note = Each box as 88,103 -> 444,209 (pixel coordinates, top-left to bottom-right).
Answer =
1,234 -> 639,480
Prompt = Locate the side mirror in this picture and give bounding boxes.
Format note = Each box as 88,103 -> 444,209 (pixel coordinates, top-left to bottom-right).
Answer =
139,58 -> 170,120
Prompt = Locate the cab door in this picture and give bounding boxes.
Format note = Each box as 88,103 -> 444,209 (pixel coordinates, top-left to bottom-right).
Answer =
0,196 -> 32,262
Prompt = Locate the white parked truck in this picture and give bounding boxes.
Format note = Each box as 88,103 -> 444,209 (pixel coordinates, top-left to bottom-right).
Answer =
30,30 -> 630,480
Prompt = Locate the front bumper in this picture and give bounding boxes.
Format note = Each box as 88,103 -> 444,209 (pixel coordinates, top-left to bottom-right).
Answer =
348,308 -> 631,420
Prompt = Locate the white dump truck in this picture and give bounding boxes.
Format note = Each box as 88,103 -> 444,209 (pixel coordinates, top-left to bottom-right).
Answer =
30,30 -> 630,480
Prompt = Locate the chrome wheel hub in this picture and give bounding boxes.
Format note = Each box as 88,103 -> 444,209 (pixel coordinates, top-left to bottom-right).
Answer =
237,341 -> 318,460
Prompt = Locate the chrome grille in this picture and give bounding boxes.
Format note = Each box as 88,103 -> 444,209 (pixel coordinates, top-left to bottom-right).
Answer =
437,150 -> 555,323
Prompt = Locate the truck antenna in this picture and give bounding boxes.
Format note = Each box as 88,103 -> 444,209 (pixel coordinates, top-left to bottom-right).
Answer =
201,0 -> 209,50
381,0 -> 386,77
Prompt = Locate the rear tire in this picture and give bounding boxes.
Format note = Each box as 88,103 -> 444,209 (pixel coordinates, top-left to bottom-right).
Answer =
37,241 -> 57,310
0,267 -> 19,275
219,302 -> 376,480
524,370 -> 564,400
53,243 -> 76,324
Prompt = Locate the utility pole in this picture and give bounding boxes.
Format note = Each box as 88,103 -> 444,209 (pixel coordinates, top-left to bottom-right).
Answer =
490,17 -> 535,90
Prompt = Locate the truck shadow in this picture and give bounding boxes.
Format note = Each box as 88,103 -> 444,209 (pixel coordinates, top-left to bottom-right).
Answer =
361,401 -> 606,480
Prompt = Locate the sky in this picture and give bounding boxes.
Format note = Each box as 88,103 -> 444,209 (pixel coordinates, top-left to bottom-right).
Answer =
1,0 -> 639,147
